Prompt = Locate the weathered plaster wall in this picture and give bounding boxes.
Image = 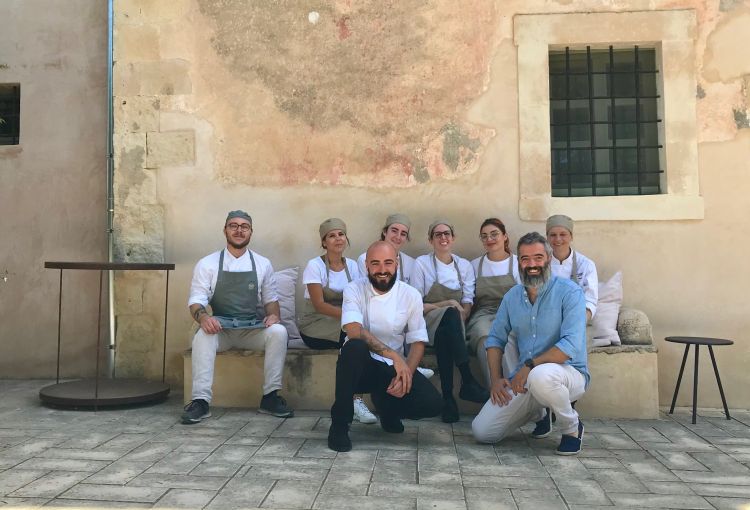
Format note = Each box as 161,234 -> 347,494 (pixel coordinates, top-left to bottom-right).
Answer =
0,0 -> 108,377
114,0 -> 750,409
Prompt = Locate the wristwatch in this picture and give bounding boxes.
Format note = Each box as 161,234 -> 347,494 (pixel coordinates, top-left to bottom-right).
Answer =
524,358 -> 535,369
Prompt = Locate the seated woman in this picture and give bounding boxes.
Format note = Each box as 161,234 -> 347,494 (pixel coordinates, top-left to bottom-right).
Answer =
299,218 -> 361,350
466,218 -> 522,388
299,218 -> 376,424
546,214 -> 598,321
411,220 -> 489,423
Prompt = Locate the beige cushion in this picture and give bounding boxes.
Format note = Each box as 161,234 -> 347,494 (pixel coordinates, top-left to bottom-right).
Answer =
274,267 -> 304,348
591,271 -> 623,346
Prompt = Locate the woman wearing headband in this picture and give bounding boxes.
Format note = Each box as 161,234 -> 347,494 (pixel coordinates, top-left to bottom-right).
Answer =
411,220 -> 489,423
299,218 -> 377,424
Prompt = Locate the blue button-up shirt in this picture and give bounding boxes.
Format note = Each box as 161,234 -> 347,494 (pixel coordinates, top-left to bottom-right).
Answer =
486,277 -> 589,386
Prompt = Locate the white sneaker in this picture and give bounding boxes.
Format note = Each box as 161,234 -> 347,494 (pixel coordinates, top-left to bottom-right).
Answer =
353,397 -> 377,424
417,367 -> 434,379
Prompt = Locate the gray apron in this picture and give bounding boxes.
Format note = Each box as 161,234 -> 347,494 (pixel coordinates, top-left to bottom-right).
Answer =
298,256 -> 352,342
466,255 -> 516,353
570,251 -> 580,284
210,250 -> 264,330
423,255 -> 465,346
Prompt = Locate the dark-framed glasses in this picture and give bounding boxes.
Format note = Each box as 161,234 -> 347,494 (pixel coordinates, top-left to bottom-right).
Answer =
227,223 -> 251,232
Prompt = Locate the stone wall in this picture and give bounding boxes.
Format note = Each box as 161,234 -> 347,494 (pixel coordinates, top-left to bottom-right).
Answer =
113,0 -> 750,409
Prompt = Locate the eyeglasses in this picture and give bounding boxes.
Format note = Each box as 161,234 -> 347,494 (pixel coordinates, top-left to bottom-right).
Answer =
226,223 -> 251,232
432,230 -> 453,239
479,230 -> 503,242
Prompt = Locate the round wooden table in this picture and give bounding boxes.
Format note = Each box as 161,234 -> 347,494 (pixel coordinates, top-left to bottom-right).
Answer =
666,336 -> 733,424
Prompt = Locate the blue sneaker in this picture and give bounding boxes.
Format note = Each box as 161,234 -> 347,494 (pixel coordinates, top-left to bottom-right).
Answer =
531,411 -> 552,438
556,420 -> 584,456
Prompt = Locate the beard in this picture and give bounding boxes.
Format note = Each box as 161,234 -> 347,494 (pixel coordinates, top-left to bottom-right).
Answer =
368,271 -> 397,292
226,235 -> 250,250
521,261 -> 551,289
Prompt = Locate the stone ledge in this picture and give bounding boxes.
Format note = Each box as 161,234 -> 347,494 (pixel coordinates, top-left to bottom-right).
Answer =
591,344 -> 658,355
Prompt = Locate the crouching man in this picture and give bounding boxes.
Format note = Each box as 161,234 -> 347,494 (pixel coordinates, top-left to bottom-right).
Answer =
471,232 -> 589,455
182,210 -> 293,424
328,241 -> 442,452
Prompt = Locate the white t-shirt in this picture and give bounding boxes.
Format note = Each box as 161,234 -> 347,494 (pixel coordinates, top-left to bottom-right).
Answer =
411,253 -> 475,304
341,278 -> 428,365
550,250 -> 598,316
357,251 -> 416,285
302,256 -> 361,299
470,254 -> 522,285
188,249 -> 278,307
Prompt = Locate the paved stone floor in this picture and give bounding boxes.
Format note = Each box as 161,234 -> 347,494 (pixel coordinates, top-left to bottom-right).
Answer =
1,380 -> 750,509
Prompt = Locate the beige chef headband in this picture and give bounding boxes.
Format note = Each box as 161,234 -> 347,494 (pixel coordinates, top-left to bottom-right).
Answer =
546,214 -> 574,234
319,217 -> 347,239
428,219 -> 454,238
383,213 -> 412,232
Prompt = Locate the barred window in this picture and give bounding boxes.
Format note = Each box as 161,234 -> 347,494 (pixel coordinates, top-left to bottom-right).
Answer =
549,47 -> 662,197
0,84 -> 20,145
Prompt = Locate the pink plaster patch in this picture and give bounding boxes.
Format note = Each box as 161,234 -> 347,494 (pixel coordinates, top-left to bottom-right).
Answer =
336,16 -> 352,40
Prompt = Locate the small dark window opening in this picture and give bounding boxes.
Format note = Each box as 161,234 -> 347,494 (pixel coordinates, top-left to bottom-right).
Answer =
549,47 -> 662,197
0,84 -> 20,145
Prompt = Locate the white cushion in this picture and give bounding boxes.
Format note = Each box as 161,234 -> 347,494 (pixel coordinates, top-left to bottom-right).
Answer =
274,267 -> 305,348
591,271 -> 623,346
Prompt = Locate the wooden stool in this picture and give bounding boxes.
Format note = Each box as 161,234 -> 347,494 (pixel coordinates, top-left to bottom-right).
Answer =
666,336 -> 733,424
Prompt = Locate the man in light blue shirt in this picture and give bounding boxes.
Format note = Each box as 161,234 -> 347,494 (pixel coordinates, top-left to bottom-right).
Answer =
472,232 -> 589,455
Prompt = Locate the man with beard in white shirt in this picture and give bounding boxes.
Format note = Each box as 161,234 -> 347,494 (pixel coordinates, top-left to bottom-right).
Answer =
328,241 -> 443,452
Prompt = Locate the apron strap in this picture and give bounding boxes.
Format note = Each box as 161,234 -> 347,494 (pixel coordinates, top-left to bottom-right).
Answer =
322,255 -> 353,290
478,255 -> 485,277
570,251 -> 579,284
398,253 -> 404,282
431,254 -> 464,289
506,253 -> 514,276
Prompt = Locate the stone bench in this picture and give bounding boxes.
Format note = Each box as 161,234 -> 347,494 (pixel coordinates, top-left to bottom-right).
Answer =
182,307 -> 658,419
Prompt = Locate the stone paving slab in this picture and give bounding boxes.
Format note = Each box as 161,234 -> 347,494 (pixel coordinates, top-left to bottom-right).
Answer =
2,380 -> 750,508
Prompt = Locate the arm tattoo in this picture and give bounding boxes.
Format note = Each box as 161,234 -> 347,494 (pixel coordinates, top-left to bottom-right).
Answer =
192,305 -> 207,322
361,329 -> 393,356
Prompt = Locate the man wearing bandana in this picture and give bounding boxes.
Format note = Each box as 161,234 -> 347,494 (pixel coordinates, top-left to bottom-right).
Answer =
327,241 -> 443,452
182,210 -> 293,424
471,232 -> 589,455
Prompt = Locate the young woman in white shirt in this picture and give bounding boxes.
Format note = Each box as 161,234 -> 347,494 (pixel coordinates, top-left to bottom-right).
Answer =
411,220 -> 489,423
299,218 -> 378,424
466,218 -> 522,387
299,218 -> 361,349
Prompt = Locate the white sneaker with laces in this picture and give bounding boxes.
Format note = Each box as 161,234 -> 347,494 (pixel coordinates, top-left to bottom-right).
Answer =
353,397 -> 377,424
417,367 -> 434,379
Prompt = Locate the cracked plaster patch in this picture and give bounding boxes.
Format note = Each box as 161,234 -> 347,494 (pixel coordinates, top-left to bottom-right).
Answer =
194,0 -> 496,187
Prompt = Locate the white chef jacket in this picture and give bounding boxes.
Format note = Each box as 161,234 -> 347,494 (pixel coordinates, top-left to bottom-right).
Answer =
341,278 -> 428,365
302,256 -> 361,299
188,249 -> 278,307
550,249 -> 598,317
357,251 -> 416,285
411,253 -> 475,304
470,253 -> 523,285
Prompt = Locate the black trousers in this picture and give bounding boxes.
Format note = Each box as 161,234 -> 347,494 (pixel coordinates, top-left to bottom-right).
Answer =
330,339 -> 443,424
433,306 -> 470,395
301,330 -> 345,350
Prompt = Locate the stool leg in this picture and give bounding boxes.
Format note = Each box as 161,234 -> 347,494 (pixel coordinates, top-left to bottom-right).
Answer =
669,345 -> 690,414
692,345 -> 699,424
708,345 -> 731,420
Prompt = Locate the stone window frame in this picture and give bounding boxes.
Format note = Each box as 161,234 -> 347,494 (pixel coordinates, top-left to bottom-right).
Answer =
514,10 -> 704,221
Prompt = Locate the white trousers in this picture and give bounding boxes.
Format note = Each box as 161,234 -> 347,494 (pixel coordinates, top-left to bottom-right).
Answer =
472,363 -> 586,443
475,333 -> 520,388
191,324 -> 288,402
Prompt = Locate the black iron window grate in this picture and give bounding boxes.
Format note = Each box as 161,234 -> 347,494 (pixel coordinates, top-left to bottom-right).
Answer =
549,46 -> 662,197
0,84 -> 20,145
